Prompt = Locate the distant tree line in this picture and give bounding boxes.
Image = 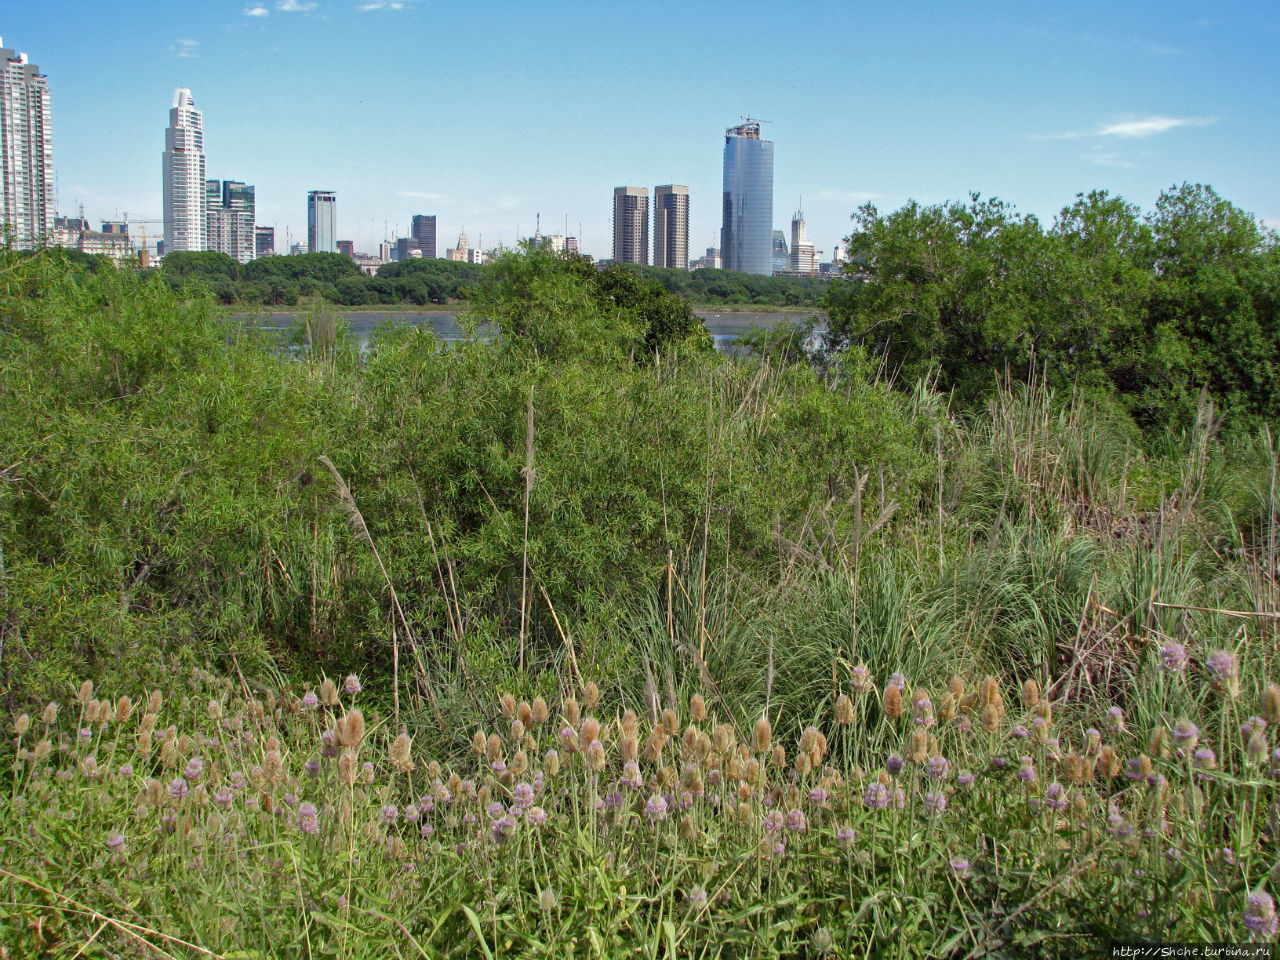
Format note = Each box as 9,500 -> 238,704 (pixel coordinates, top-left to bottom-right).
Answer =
156,249 -> 828,309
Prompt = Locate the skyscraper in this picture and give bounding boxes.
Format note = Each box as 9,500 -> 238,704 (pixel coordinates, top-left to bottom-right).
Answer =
653,185 -> 689,270
307,190 -> 336,253
411,214 -> 436,258
206,180 -> 256,263
612,186 -> 649,265
789,208 -> 815,276
721,119 -> 773,275
0,38 -> 55,248
163,88 -> 207,254
255,226 -> 275,258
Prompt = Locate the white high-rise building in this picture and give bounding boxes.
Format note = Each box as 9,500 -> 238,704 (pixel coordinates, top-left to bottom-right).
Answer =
162,88 -> 206,254
789,209 -> 815,276
307,190 -> 336,253
0,38 -> 55,248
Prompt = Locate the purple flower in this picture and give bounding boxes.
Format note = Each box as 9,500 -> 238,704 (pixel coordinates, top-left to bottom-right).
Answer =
404,804 -> 420,822
1106,706 -> 1125,734
889,673 -> 906,691
298,802 -> 319,835
106,831 -> 125,850
381,804 -> 399,824
420,822 -> 435,837
864,782 -> 891,810
214,789 -> 234,807
1012,724 -> 1029,740
835,826 -> 856,846
527,806 -> 547,827
949,857 -> 970,875
621,761 -> 643,790
850,664 -> 871,693
343,674 -> 362,696
1244,891 -> 1277,937
320,729 -> 337,758
913,698 -> 935,727
809,787 -> 830,804
764,809 -> 785,833
990,756 -> 1008,770
490,815 -> 517,844
885,754 -> 904,777
1124,757 -> 1147,781
786,809 -> 807,833
645,794 -> 668,822
169,777 -> 189,800
304,756 -> 321,778
1044,782 -> 1068,812
957,771 -> 976,788
1016,758 -> 1036,783
923,791 -> 947,815
184,757 -> 205,781
1193,748 -> 1217,771
119,764 -> 134,779
513,783 -> 535,811
1159,642 -> 1188,672
361,761 -> 374,783
926,755 -> 949,781
301,690 -> 319,710
229,771 -> 246,791
487,801 -> 505,819
1172,720 -> 1198,750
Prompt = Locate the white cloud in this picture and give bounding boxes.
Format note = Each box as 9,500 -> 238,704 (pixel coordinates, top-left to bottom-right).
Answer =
359,1 -> 407,9
1097,116 -> 1214,138
278,0 -> 316,11
174,39 -> 199,58
244,5 -> 269,15
1036,115 -> 1216,141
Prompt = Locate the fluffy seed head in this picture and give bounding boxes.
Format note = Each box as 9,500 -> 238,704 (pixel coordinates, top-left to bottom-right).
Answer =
883,685 -> 903,718
115,697 -> 133,723
690,695 -> 707,723
835,694 -> 854,725
390,731 -> 414,773
564,697 -> 581,727
147,691 -> 163,714
1148,726 -> 1170,759
580,716 -> 602,747
41,702 -> 59,724
644,727 -> 667,763
583,681 -> 600,710
1021,679 -> 1040,709
949,676 -> 965,700
771,745 -> 787,768
338,710 -> 365,749
850,663 -> 872,693
585,739 -> 606,772
471,729 -> 486,755
76,681 -> 94,705
338,748 -> 358,786
531,696 -> 549,725
1246,732 -> 1268,763
981,703 -> 1001,733
517,701 -> 533,729
661,708 -> 679,736
13,714 -> 30,736
511,750 -> 529,776
544,749 -> 561,777
753,716 -> 772,754
319,678 -> 338,707
500,693 -> 517,719
620,733 -> 639,763
713,724 -> 735,755
486,733 -> 504,761
909,729 -> 930,764
1263,685 -> 1280,725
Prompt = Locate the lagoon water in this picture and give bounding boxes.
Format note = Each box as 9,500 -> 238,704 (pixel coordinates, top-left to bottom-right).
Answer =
240,308 -> 826,352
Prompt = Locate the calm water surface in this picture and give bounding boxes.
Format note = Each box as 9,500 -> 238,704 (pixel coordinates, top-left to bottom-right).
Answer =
240,309 -> 826,352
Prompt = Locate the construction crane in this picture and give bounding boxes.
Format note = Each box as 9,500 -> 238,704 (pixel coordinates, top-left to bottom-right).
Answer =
122,213 -> 165,265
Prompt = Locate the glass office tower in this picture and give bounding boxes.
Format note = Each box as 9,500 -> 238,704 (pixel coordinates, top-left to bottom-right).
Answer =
307,190 -> 336,253
720,120 -> 773,275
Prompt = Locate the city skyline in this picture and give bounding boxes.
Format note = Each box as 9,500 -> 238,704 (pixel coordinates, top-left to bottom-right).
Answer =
2,3 -> 1277,261
0,39 -> 54,247
161,87 -> 206,253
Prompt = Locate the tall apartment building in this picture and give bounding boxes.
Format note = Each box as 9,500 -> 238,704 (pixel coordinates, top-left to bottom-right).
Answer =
205,179 -> 255,263
612,186 -> 649,265
721,119 -> 773,275
653,185 -> 689,270
307,190 -> 336,253
411,214 -> 436,258
789,209 -> 816,276
163,88 -> 207,254
254,225 -> 275,258
0,39 -> 54,248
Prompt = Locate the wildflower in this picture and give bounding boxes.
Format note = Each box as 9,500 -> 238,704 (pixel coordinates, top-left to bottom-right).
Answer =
527,806 -> 547,827
1246,732 -> 1268,763
1159,642 -> 1189,672
835,693 -> 855,725
544,749 -> 561,777
1012,723 -> 1029,740
229,770 -> 246,791
538,887 -> 558,913
909,729 -> 929,763
106,830 -> 125,850
913,697 -> 935,727
645,794 -> 669,822
214,789 -> 233,807
1044,782 -> 1068,812
864,782 -> 891,810
298,802 -> 319,835
1017,758 -> 1037,783
119,763 -> 134,779
924,791 -> 947,815
490,815 -> 517,844
1107,808 -> 1133,838
813,927 -> 834,954
41,702 -> 59,724
1085,728 -> 1101,752
585,739 -> 607,772
583,681 -> 600,710
883,685 -> 904,718
1106,706 -> 1125,734
1244,891 -> 1278,938
753,715 -> 771,754
990,755 -> 1008,769
390,731 -> 414,774
1125,755 -> 1152,781
889,672 -> 907,691
809,786 -> 830,804
1206,649 -> 1240,697
301,690 -> 319,710
1264,684 -> 1280,725
170,777 -> 189,800
304,756 -> 321,778
343,674 -> 362,696
835,826 -> 856,846
690,694 -> 707,723
925,755 -> 950,781
512,783 -> 535,810
1193,748 -> 1217,771
787,808 -> 807,833
850,663 -> 872,693
763,809 -> 785,833
184,757 -> 205,781
361,761 -> 374,784
13,714 -> 30,736
885,754 -> 904,777
1172,720 -> 1199,753
949,857 -> 971,875
621,761 -> 643,790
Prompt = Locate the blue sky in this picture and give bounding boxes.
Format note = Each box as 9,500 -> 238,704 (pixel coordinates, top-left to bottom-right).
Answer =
6,1 -> 1278,259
